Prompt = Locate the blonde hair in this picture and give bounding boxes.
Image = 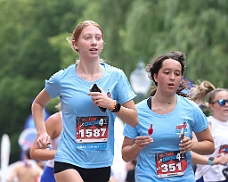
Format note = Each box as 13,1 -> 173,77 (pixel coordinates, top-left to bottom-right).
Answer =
190,80 -> 228,107
55,102 -> 62,111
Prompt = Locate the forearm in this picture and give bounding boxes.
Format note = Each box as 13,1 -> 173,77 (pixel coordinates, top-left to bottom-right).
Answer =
31,149 -> 56,161
192,140 -> 215,155
116,108 -> 138,127
191,152 -> 209,165
115,100 -> 138,127
122,143 -> 141,162
32,102 -> 47,134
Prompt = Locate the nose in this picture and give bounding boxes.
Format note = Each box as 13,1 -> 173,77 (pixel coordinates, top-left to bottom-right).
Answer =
225,100 -> 228,106
91,37 -> 97,45
169,73 -> 175,80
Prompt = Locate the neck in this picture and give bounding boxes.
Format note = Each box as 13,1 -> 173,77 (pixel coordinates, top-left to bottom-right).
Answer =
77,60 -> 101,74
154,95 -> 176,105
76,61 -> 102,82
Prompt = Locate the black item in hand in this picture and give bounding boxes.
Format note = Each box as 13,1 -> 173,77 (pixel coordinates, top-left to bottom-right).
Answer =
90,84 -> 107,112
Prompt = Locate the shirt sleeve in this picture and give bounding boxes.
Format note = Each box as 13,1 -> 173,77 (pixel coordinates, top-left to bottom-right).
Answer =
192,105 -> 209,133
123,123 -> 138,139
115,70 -> 136,104
45,70 -> 63,98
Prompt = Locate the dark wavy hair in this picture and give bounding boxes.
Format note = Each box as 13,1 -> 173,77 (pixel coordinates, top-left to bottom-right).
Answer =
146,51 -> 190,97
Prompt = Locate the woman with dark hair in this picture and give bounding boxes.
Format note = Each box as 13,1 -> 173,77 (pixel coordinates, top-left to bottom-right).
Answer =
122,51 -> 215,181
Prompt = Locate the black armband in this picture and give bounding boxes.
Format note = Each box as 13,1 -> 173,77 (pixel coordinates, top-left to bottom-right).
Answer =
112,102 -> 121,112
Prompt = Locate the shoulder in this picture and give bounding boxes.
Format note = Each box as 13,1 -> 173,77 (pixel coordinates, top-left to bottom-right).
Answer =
45,112 -> 62,138
46,112 -> 62,125
50,64 -> 75,80
178,95 -> 200,108
33,165 -> 43,174
102,62 -> 125,75
136,99 -> 148,110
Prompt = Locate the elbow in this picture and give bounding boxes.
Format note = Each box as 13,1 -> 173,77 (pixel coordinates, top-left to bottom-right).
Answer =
130,119 -> 138,128
121,149 -> 134,162
207,139 -> 215,154
30,150 -> 36,160
30,150 -> 40,161
122,154 -> 131,163
209,143 -> 215,154
133,118 -> 139,127
130,112 -> 139,127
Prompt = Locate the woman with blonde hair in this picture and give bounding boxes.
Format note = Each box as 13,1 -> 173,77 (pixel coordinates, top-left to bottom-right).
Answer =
32,20 -> 138,182
191,80 -> 228,182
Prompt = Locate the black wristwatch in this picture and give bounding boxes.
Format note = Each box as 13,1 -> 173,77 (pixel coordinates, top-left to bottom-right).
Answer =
208,157 -> 214,166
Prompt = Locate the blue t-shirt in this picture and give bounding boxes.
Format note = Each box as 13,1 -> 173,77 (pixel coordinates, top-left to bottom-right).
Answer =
123,95 -> 208,182
45,62 -> 136,168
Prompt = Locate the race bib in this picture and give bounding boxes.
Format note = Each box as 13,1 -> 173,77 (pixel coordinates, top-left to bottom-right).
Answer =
156,151 -> 187,178
75,116 -> 109,151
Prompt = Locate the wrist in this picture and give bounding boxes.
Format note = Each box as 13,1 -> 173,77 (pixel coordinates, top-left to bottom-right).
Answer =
108,100 -> 117,111
208,157 -> 214,166
109,100 -> 121,112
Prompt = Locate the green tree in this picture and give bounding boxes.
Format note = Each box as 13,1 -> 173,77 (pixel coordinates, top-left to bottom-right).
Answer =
0,0 -> 85,163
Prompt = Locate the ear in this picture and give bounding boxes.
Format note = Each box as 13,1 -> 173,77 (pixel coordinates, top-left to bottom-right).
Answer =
209,103 -> 214,111
101,41 -> 104,50
72,40 -> 78,50
153,73 -> 158,82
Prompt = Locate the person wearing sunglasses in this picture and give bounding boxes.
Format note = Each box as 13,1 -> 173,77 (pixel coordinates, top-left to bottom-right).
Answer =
190,80 -> 228,182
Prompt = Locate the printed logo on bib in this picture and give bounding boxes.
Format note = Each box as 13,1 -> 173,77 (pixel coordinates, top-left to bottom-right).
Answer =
218,144 -> 228,157
75,116 -> 109,151
155,151 -> 187,178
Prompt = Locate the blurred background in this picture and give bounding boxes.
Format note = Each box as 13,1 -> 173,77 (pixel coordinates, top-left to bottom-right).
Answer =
0,0 -> 227,167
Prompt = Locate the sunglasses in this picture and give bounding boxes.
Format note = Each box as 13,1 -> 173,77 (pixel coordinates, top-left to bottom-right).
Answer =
212,99 -> 228,106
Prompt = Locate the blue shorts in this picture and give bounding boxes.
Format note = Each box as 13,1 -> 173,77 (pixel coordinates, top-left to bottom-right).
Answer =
40,166 -> 56,182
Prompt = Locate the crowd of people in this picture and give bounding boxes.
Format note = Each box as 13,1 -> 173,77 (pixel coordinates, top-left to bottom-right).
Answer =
7,20 -> 228,182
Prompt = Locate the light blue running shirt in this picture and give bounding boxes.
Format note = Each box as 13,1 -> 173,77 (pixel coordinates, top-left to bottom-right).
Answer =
45,62 -> 136,169
123,95 -> 208,182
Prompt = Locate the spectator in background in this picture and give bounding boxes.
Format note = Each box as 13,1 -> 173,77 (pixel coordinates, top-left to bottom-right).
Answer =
7,148 -> 43,182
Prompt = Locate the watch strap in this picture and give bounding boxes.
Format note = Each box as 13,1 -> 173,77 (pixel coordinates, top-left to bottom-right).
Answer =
208,157 -> 214,166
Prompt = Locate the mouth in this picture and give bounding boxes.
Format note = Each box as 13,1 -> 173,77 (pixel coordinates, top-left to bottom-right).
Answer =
90,48 -> 98,52
168,83 -> 175,87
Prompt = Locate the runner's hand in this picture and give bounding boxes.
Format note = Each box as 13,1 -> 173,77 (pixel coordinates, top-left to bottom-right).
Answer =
36,132 -> 51,149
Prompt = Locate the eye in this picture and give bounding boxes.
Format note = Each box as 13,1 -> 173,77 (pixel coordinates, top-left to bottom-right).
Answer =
164,71 -> 169,75
95,36 -> 102,41
85,36 -> 91,40
175,72 -> 181,76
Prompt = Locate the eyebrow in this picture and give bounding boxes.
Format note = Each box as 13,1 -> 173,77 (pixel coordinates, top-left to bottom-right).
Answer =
163,68 -> 181,72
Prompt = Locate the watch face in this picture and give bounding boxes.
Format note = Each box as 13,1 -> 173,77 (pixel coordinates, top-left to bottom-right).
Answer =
209,157 -> 214,161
